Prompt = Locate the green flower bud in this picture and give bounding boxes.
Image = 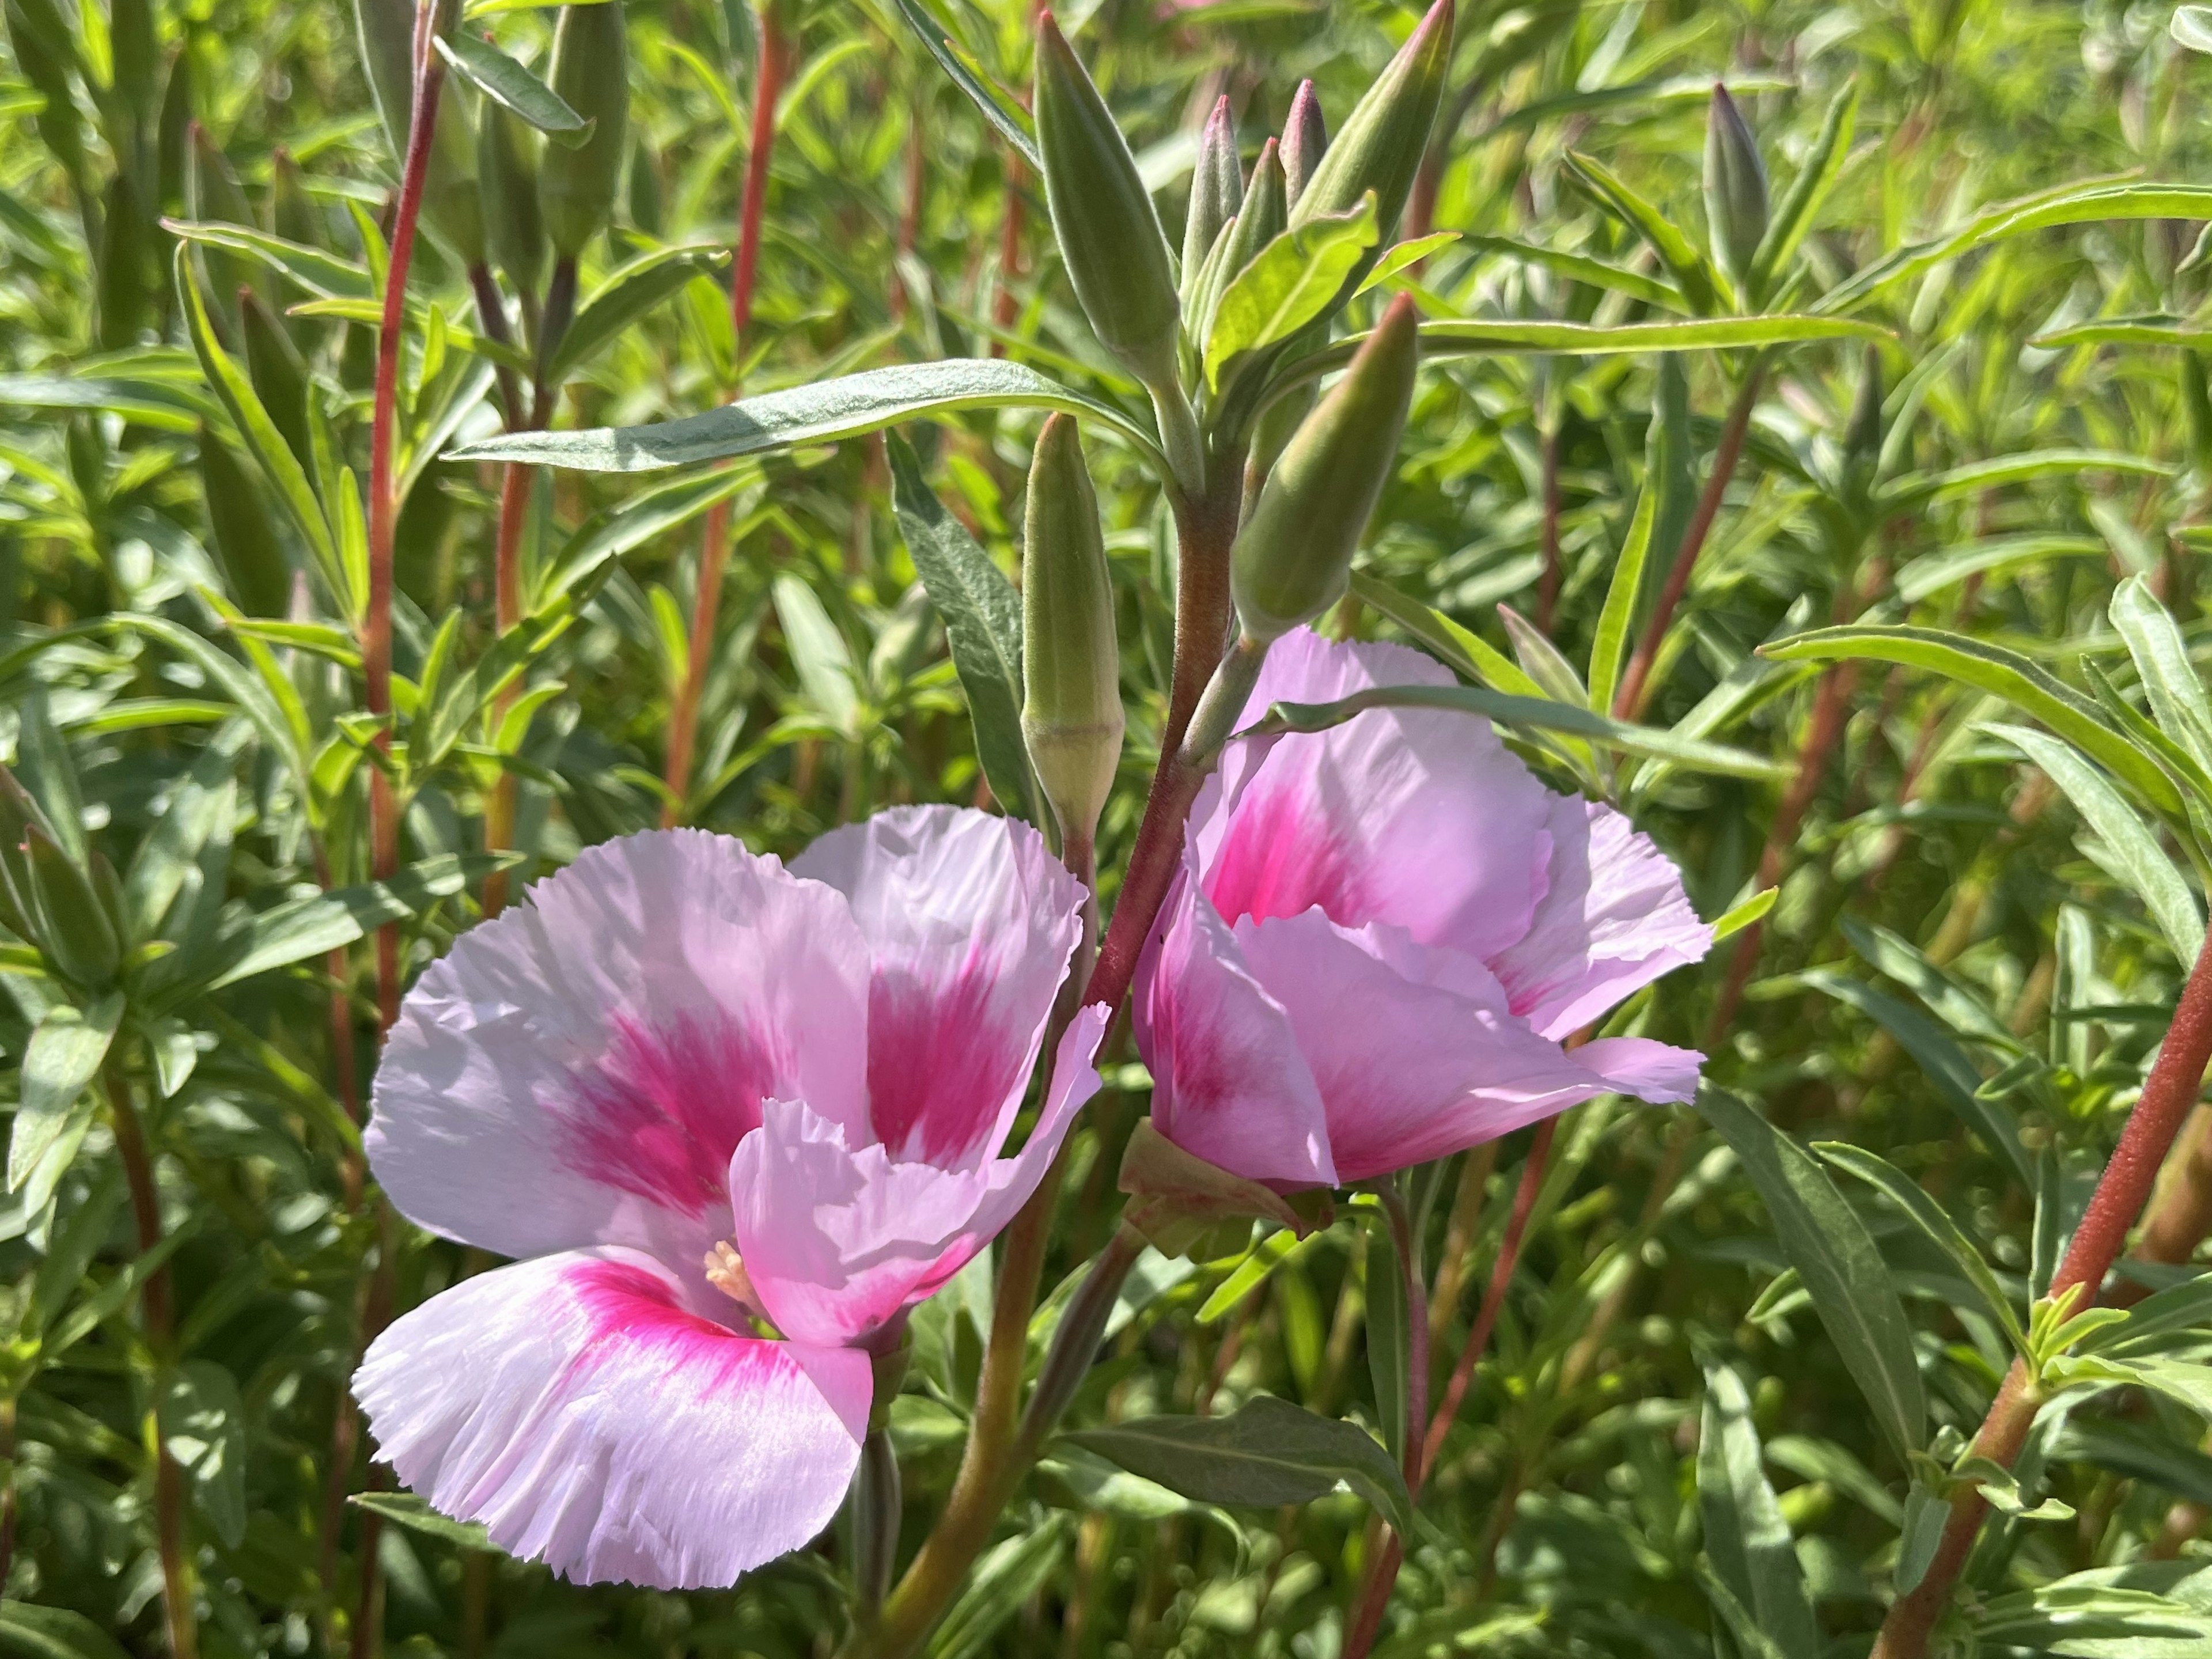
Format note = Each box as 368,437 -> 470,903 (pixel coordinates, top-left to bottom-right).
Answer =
628,138 -> 665,239
1280,78 -> 1325,208
187,122 -> 260,336
96,168 -> 151,350
240,290 -> 312,471
478,93 -> 548,298
23,823 -> 120,990
1232,294 -> 1419,643
157,44 -> 194,214
1703,84 -> 1768,293
1021,414 -> 1124,850
1181,95 -> 1241,305
1034,10 -> 1181,386
199,423 -> 291,618
539,1 -> 630,258
1214,137 -> 1285,292
110,0 -> 157,119
1289,0 -> 1450,239
353,0 -> 486,264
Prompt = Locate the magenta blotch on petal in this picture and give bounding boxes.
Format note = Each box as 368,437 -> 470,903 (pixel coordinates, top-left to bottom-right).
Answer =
1137,627 -> 1713,1187
355,1248 -> 871,1590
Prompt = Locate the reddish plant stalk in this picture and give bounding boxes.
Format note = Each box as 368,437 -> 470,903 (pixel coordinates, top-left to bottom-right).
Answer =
1535,425 -> 1564,633
1612,368 -> 1766,721
108,1065 -> 195,1659
348,7 -> 448,1650
662,5 -> 790,824
1870,926 -> 2212,1659
1344,1120 -> 1558,1658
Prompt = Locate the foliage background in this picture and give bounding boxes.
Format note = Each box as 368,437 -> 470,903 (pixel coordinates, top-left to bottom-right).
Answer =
8,0 -> 2212,1654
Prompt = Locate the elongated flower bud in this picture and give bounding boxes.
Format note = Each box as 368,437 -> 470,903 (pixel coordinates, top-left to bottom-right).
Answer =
1289,0 -> 1449,238
479,93 -> 548,297
1281,78 -> 1326,207
24,823 -> 120,990
1181,96 -> 1241,303
270,149 -> 323,248
1021,414 -> 1124,849
1703,84 -> 1768,292
199,423 -> 292,618
0,770 -> 43,941
1035,10 -> 1181,386
540,1 -> 630,257
353,0 -> 486,264
1232,295 -> 1419,642
1214,138 -> 1285,291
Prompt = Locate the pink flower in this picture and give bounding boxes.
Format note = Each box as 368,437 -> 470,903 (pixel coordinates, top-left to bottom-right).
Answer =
353,808 -> 1107,1589
1134,629 -> 1711,1188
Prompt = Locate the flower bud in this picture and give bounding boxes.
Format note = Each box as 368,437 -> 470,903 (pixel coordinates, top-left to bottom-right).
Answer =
269,148 -> 323,248
1281,78 -> 1326,208
1703,84 -> 1768,293
353,0 -> 486,264
1213,137 -> 1285,293
1034,10 -> 1182,387
1232,294 -> 1419,643
1021,414 -> 1124,850
0,770 -> 43,942
1181,96 -> 1241,305
187,123 -> 259,335
478,93 -> 548,297
1119,1119 -> 1325,1260
539,0 -> 630,258
23,823 -> 120,990
1289,0 -> 1449,240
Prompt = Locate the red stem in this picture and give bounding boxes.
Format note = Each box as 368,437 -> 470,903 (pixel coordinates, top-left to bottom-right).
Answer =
481,459 -> 532,916
1871,927 -> 2212,1658
1612,368 -> 1764,721
663,5 -> 790,824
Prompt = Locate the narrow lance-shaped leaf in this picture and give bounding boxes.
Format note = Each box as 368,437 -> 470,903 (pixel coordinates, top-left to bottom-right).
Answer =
9,993 -> 124,1194
1066,1394 -> 1414,1533
1205,195 -> 1379,388
1699,1359 -> 1819,1657
434,31 -> 588,136
1588,481 -> 1658,717
1695,1088 -> 1925,1459
450,359 -> 1166,476
888,432 -> 1032,819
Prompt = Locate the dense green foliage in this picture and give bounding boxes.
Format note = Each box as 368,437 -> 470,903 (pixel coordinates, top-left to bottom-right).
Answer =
12,0 -> 2212,1654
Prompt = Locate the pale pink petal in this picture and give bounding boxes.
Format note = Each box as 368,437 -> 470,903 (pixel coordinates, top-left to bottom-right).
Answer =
1189,629 -> 1556,960
1132,866 -> 1336,1188
1234,908 -> 1641,1183
366,831 -> 871,1274
1491,797 -> 1715,1039
730,1007 -> 1110,1348
793,806 -> 1085,1168
1572,1036 -> 1703,1104
355,1248 -> 870,1590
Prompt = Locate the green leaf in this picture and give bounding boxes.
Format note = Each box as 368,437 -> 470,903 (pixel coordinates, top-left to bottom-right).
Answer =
201,852 -> 523,990
1698,1361 -> 1818,1658
2111,575 -> 2212,779
1205,195 -> 1380,388
1365,1215 -> 1409,1465
1354,230 -> 1460,297
123,725 -> 248,940
545,243 -> 731,385
176,246 -> 346,611
2179,5 -> 2212,51
1814,1141 -> 2027,1357
1762,623 -> 2184,817
1415,314 -> 1886,355
1695,1088 -> 1925,1459
450,359 -> 1165,476
2087,1273 -> 2212,1357
161,218 -> 373,302
2033,315 -> 2212,349
0,1602 -> 135,1659
537,465 -> 760,613
1988,724 -> 2203,965
889,0 -> 1039,172
1067,1395 -> 1413,1533
926,1514 -> 1071,1659
1459,233 -> 1683,309
1564,149 -> 1719,310
1878,449 -> 2173,512
9,993 -> 123,1194
0,372 -> 216,433
772,574 -> 861,738
1588,481 -> 1658,717
1893,534 -> 2107,604
1347,570 -> 1551,700
1748,78 -> 1857,297
1243,682 -> 1787,779
1797,967 -> 2031,1187
350,1490 -> 499,1552
434,32 -> 587,135
157,1359 -> 248,1547
1711,887 -> 1777,943
887,432 -> 1031,820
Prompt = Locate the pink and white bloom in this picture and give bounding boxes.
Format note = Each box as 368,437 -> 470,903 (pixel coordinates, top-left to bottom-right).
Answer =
1134,628 -> 1712,1189
354,808 -> 1107,1589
